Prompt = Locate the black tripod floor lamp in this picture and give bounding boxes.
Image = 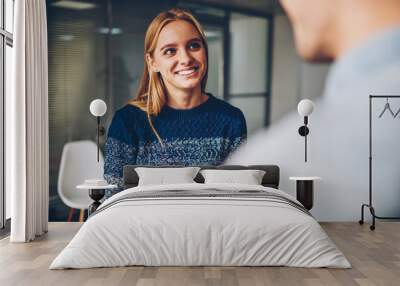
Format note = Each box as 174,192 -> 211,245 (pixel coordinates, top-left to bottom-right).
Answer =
359,95 -> 400,230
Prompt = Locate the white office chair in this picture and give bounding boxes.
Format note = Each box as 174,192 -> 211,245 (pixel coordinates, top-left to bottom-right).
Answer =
58,140 -> 104,222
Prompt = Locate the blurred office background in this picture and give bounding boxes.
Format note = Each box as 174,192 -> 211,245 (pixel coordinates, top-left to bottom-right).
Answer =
46,0 -> 330,221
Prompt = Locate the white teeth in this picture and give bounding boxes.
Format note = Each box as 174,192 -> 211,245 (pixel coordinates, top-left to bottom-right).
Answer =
176,67 -> 197,75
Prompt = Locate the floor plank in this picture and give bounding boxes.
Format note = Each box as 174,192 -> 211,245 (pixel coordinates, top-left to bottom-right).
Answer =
0,222 -> 399,286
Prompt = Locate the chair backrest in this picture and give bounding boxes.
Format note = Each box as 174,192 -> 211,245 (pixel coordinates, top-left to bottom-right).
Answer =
57,140 -> 104,207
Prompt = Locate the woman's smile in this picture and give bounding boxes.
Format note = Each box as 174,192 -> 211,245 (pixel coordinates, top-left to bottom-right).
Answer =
175,65 -> 199,77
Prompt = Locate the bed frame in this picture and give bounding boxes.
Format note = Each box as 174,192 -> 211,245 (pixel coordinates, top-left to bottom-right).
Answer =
123,165 -> 280,189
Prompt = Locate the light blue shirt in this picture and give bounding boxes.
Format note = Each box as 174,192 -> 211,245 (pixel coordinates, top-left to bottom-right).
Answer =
228,26 -> 400,221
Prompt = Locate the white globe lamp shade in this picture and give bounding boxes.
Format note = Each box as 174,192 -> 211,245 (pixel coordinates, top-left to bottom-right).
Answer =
297,99 -> 315,116
90,99 -> 107,117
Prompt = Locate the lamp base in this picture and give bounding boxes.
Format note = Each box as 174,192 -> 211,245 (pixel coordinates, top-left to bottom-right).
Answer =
99,126 -> 106,136
88,189 -> 105,216
298,126 -> 309,136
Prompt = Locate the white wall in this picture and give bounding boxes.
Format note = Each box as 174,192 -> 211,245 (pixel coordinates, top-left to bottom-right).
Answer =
270,15 -> 299,123
270,15 -> 330,123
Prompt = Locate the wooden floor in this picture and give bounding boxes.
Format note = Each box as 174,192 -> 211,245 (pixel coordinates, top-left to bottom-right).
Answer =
0,222 -> 399,286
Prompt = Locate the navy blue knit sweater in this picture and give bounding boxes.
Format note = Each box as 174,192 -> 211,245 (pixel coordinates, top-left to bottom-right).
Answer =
103,94 -> 247,190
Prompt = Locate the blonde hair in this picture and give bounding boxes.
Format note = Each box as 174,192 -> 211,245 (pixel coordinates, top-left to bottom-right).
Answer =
129,8 -> 209,144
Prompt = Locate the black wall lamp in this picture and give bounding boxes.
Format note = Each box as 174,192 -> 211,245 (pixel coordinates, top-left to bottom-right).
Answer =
297,99 -> 315,162
89,99 -> 107,162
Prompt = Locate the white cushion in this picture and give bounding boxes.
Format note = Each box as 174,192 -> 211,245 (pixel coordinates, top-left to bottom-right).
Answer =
135,167 -> 201,186
200,169 -> 266,185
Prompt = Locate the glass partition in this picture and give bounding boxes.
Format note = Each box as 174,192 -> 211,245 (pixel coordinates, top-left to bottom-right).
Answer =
47,0 -> 109,220
228,12 -> 269,134
5,0 -> 13,33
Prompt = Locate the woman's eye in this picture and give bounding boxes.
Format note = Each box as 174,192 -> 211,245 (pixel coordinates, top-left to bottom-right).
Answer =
189,42 -> 201,50
164,48 -> 176,55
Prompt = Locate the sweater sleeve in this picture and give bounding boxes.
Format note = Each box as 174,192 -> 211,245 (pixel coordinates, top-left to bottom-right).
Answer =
227,110 -> 247,156
103,110 -> 137,197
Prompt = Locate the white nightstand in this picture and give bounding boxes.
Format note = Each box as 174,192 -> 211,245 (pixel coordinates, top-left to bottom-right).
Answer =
77,182 -> 117,216
289,177 -> 321,210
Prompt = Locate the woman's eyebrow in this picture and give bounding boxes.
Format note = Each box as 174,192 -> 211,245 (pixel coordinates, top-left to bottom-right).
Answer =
159,37 -> 202,51
160,43 -> 177,51
187,37 -> 202,43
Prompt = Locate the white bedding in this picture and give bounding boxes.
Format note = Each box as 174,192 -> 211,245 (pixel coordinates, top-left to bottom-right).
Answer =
50,183 -> 351,269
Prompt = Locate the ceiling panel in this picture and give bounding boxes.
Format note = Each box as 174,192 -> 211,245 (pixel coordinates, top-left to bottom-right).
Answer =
185,0 -> 283,15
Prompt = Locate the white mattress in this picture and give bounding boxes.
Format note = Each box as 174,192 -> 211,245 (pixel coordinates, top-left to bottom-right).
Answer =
50,183 -> 351,269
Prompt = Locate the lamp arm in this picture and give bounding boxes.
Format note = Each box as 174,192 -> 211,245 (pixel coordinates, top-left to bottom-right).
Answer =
305,132 -> 307,162
305,115 -> 308,162
97,116 -> 100,162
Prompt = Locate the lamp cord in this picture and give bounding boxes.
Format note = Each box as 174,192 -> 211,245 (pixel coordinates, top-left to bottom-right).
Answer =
305,133 -> 307,162
97,116 -> 100,162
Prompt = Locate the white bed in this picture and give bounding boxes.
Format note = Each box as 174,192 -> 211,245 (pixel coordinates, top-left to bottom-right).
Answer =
50,183 -> 351,269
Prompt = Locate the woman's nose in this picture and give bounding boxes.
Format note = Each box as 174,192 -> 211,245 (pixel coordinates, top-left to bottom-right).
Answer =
178,49 -> 192,65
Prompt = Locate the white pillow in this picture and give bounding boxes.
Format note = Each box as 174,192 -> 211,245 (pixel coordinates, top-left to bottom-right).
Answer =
200,169 -> 266,185
135,167 -> 200,186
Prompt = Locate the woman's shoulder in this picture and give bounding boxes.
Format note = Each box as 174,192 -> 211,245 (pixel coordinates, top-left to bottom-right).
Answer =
111,103 -> 147,123
108,104 -> 146,136
116,103 -> 146,116
207,94 -> 245,119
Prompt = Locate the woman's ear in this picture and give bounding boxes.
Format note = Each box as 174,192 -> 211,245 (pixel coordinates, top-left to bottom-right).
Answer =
146,53 -> 159,73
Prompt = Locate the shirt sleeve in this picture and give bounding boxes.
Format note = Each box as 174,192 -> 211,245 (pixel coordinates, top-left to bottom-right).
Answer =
103,111 -> 137,198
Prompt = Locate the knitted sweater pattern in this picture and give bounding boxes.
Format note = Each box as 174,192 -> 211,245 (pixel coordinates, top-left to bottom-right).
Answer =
103,95 -> 247,189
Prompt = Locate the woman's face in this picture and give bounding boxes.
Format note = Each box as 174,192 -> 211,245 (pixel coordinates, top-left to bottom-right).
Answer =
147,20 -> 207,93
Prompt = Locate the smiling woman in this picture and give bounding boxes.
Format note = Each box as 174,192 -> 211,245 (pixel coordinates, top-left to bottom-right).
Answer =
103,8 -> 247,195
